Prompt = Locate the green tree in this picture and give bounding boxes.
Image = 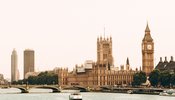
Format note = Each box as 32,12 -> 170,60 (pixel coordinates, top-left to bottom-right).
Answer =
27,71 -> 58,85
16,71 -> 58,85
139,71 -> 147,83
28,76 -> 38,85
149,70 -> 160,87
132,73 -> 140,86
160,71 -> 171,87
132,71 -> 146,86
170,73 -> 175,86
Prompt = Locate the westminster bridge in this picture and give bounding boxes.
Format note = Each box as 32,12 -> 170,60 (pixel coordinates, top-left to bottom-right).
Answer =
0,84 -> 89,93
0,85 -> 164,94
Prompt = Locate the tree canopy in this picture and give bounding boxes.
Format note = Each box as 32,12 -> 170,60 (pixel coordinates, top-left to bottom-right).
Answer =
170,73 -> 175,86
132,71 -> 147,86
160,71 -> 171,87
12,71 -> 58,85
149,70 -> 160,87
148,70 -> 175,88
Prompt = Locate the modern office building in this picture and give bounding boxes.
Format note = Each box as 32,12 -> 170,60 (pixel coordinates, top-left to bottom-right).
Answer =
11,49 -> 19,82
24,49 -> 35,79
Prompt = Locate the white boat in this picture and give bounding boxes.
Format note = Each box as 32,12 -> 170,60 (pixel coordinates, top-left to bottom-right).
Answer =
61,90 -> 80,93
159,89 -> 175,96
69,93 -> 82,100
127,90 -> 133,94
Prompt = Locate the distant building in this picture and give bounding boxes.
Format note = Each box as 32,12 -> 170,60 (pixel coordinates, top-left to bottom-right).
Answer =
142,23 -> 154,75
58,68 -> 68,86
24,49 -> 35,79
84,60 -> 93,69
11,49 -> 19,82
126,57 -> 130,71
75,60 -> 94,73
97,36 -> 114,69
57,24 -> 155,87
120,65 -> 124,71
155,56 -> 175,72
58,36 -> 137,88
0,74 -> 8,85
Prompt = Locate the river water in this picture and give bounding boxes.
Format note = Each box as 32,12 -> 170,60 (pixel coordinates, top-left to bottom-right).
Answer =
0,88 -> 175,100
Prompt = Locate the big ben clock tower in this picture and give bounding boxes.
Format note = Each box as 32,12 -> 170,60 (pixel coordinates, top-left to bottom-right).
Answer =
142,23 -> 154,75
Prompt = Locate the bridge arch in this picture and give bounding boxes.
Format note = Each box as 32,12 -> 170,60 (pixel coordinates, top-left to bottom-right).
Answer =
62,86 -> 88,92
100,86 -> 110,90
10,85 -> 60,93
75,86 -> 88,92
10,86 -> 29,93
31,86 -> 60,93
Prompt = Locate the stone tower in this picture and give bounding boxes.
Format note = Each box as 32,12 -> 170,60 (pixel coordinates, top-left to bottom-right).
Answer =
142,23 -> 154,75
126,57 -> 130,71
97,36 -> 113,69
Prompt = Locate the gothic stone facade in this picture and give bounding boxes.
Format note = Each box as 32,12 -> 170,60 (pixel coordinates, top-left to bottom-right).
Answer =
57,24 -> 153,87
142,24 -> 154,75
58,36 -> 136,88
58,63 -> 136,88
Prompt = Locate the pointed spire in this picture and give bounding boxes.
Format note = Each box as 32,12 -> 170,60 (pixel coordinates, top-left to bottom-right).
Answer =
171,56 -> 174,62
164,56 -> 168,62
126,57 -> 129,65
104,26 -> 106,38
143,22 -> 153,42
97,36 -> 99,42
160,57 -> 163,62
100,36 -> 102,41
145,22 -> 150,32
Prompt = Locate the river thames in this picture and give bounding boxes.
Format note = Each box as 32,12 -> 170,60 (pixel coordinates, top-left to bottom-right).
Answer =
0,88 -> 175,100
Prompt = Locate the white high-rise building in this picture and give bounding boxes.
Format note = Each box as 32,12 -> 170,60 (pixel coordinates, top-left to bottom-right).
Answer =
11,49 -> 19,82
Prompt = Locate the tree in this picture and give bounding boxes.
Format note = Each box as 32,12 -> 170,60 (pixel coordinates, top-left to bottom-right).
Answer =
28,76 -> 38,85
149,70 -> 160,87
132,71 -> 146,86
132,73 -> 140,86
139,71 -> 147,83
160,71 -> 171,87
170,73 -> 175,87
15,71 -> 58,85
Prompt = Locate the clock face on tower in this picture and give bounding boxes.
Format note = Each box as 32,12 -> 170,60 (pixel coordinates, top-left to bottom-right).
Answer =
147,44 -> 152,50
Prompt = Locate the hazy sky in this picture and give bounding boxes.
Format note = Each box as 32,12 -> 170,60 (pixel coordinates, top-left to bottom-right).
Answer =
0,0 -> 175,79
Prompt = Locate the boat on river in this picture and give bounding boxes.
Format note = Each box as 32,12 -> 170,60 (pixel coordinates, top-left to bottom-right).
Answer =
127,90 -> 133,94
69,93 -> 82,100
159,89 -> 175,96
61,90 -> 80,93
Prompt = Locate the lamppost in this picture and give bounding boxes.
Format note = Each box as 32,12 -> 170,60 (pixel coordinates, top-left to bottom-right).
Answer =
26,81 -> 29,90
26,81 -> 28,86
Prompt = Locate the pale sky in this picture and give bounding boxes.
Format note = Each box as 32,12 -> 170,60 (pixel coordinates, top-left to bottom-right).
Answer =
0,0 -> 175,79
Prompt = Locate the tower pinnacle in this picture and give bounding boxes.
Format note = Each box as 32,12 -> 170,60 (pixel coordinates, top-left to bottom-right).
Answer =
143,22 -> 153,42
126,57 -> 129,65
104,26 -> 106,38
145,22 -> 150,32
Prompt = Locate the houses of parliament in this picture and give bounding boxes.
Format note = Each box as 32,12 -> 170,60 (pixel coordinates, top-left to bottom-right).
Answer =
57,23 -> 154,88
